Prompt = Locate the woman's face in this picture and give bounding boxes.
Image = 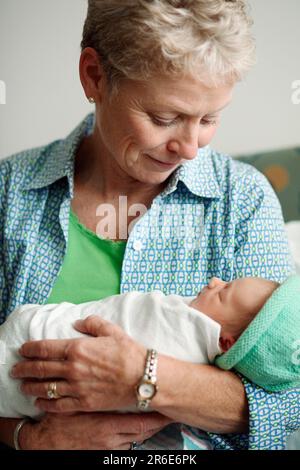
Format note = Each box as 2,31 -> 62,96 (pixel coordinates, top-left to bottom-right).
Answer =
94,74 -> 234,186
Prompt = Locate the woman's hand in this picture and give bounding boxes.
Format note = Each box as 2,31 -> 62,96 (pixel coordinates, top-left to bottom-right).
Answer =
12,316 -> 148,413
20,412 -> 172,450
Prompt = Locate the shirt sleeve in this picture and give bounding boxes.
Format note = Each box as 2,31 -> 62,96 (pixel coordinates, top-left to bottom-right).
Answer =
232,163 -> 295,282
0,161 -> 9,325
207,165 -> 298,450
207,377 -> 300,450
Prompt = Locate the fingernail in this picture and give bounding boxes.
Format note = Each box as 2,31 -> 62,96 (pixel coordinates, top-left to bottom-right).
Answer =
10,366 -> 17,377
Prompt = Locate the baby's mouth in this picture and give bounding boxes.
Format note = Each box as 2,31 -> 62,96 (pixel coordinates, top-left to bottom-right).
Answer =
198,286 -> 207,296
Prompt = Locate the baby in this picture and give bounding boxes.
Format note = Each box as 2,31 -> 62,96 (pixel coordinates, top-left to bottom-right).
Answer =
0,274 -> 300,421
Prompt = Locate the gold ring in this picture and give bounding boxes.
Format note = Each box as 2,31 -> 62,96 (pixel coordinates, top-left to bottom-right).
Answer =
47,382 -> 60,400
130,441 -> 138,450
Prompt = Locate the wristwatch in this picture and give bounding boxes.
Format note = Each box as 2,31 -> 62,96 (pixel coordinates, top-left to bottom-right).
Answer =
136,349 -> 158,410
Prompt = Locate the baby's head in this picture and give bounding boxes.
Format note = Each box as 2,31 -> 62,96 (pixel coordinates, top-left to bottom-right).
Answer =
190,277 -> 280,352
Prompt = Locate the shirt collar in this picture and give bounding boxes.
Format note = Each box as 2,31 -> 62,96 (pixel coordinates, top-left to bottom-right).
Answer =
160,146 -> 221,199
23,113 -> 221,200
22,113 -> 95,194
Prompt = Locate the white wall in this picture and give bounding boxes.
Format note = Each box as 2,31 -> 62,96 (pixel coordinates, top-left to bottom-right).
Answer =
0,0 -> 299,159
213,0 -> 300,155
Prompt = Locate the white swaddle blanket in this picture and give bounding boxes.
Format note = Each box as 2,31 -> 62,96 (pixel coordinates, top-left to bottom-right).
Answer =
0,290 -> 222,418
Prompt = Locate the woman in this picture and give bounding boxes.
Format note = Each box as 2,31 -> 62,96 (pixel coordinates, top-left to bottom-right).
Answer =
0,0 -> 298,450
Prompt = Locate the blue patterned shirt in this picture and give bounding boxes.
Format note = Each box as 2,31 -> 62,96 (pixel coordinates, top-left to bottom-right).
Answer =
0,113 -> 299,450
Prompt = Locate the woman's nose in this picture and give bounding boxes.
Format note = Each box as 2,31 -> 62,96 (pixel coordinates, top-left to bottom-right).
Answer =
167,126 -> 199,161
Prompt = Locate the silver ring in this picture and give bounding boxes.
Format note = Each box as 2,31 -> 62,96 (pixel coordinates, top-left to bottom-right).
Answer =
47,381 -> 60,400
130,441 -> 138,450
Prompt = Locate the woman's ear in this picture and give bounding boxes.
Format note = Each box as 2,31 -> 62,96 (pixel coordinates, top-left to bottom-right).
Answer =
79,47 -> 106,103
219,333 -> 236,352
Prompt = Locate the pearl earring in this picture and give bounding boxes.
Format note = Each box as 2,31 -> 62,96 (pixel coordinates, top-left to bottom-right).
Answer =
88,97 -> 95,104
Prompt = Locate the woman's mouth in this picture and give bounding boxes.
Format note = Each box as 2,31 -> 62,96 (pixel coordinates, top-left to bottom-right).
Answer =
145,154 -> 178,169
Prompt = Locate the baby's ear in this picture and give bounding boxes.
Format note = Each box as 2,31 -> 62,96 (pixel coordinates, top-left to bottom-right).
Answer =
219,333 -> 236,352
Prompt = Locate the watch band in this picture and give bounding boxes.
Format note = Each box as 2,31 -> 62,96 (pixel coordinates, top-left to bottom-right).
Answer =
136,349 -> 158,410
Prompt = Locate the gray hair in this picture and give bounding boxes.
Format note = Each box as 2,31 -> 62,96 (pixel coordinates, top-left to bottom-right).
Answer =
81,0 -> 256,94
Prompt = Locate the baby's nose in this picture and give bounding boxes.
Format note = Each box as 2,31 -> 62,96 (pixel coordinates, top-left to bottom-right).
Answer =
208,277 -> 226,288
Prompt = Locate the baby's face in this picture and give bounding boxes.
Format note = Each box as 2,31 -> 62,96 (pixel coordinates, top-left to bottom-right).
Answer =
190,277 -> 278,340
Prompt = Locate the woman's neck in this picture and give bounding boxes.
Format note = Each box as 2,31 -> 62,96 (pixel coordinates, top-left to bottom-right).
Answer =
75,133 -> 166,203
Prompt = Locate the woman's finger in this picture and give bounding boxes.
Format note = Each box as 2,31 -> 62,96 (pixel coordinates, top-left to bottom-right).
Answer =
11,359 -> 68,379
111,412 -> 173,435
19,339 -> 70,360
21,380 -> 75,399
121,428 -> 159,443
74,315 -> 125,339
35,396 -> 81,413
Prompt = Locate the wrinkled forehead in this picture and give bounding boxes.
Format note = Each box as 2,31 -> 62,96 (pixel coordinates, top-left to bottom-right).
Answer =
124,75 -> 234,116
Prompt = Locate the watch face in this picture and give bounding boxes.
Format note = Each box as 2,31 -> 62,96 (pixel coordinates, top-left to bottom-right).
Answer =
139,383 -> 155,399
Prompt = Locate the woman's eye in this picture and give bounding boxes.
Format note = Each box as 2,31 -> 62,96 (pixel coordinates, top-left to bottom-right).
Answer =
150,115 -> 219,128
151,116 -> 178,128
201,119 -> 218,127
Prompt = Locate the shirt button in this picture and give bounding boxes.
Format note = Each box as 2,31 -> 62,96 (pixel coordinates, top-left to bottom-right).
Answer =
133,240 -> 143,251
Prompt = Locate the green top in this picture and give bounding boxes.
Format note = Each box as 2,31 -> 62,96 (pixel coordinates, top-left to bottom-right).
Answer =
46,210 -> 127,304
